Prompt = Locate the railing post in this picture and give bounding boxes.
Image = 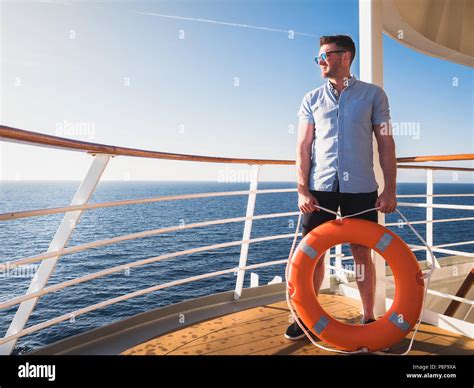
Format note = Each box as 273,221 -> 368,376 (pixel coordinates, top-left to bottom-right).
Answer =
360,0 -> 386,318
334,244 -> 348,284
234,165 -> 260,300
373,233 -> 387,317
321,250 -> 331,290
426,169 -> 437,267
0,154 -> 111,355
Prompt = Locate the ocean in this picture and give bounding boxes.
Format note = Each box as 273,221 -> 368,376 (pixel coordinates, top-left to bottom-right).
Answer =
0,181 -> 473,354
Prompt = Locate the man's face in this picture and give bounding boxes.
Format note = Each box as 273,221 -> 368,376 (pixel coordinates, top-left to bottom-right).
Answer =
318,43 -> 348,78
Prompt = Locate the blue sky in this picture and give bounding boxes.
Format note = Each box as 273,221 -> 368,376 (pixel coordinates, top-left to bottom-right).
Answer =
1,0 -> 473,183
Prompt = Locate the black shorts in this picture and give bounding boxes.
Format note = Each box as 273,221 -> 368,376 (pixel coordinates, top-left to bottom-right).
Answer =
302,189 -> 378,237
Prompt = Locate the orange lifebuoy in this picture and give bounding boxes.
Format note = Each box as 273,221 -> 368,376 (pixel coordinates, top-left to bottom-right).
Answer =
288,218 -> 425,352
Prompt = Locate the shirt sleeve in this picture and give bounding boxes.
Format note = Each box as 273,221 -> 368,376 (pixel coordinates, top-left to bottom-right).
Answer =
372,87 -> 391,125
297,93 -> 315,123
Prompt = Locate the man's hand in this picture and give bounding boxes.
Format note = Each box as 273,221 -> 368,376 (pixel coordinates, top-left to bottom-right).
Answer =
375,190 -> 397,213
298,191 -> 319,213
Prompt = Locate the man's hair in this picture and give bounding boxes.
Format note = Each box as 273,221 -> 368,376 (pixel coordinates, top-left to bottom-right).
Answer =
320,35 -> 356,65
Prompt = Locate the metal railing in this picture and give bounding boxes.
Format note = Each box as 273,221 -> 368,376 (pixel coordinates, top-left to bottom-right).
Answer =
0,125 -> 473,354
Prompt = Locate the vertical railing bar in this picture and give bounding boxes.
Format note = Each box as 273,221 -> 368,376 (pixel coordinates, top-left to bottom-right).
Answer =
321,250 -> 331,290
359,0 -> 386,318
334,243 -> 348,284
0,154 -> 111,355
373,230 -> 387,317
426,169 -> 433,263
234,165 -> 260,300
426,169 -> 440,268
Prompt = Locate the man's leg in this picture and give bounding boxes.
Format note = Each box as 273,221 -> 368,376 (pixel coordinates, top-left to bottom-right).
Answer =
285,190 -> 338,340
339,190 -> 378,321
350,243 -> 376,320
313,256 -> 326,297
301,190 -> 338,295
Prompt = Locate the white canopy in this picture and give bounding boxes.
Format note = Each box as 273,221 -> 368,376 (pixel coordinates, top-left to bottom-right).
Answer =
383,0 -> 474,67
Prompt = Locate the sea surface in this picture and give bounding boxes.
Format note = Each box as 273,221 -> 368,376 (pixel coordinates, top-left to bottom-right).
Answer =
0,181 -> 472,354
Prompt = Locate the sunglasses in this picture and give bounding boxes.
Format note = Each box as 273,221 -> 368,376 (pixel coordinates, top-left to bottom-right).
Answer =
315,50 -> 346,64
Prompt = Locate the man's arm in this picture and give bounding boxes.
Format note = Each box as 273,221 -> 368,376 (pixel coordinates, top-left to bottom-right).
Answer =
296,121 -> 319,212
373,123 -> 397,213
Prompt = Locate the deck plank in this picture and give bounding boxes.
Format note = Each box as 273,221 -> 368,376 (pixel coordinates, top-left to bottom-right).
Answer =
122,294 -> 472,356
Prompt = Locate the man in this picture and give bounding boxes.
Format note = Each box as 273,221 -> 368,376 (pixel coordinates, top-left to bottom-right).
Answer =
285,35 -> 397,341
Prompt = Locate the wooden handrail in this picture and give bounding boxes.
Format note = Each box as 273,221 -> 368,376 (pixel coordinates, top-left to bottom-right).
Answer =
397,165 -> 474,172
0,125 -> 292,165
1,125 -> 473,165
397,154 -> 474,163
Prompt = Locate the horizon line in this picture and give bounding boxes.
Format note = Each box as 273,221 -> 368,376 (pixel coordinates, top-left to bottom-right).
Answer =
1,180 -> 472,184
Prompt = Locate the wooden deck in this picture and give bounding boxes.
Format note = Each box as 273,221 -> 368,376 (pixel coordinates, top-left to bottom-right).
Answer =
122,294 -> 473,356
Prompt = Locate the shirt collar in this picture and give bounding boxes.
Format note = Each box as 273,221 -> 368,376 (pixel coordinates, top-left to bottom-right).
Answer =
327,74 -> 357,97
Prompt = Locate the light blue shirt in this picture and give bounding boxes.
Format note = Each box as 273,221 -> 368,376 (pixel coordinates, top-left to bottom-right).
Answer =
297,75 -> 391,193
